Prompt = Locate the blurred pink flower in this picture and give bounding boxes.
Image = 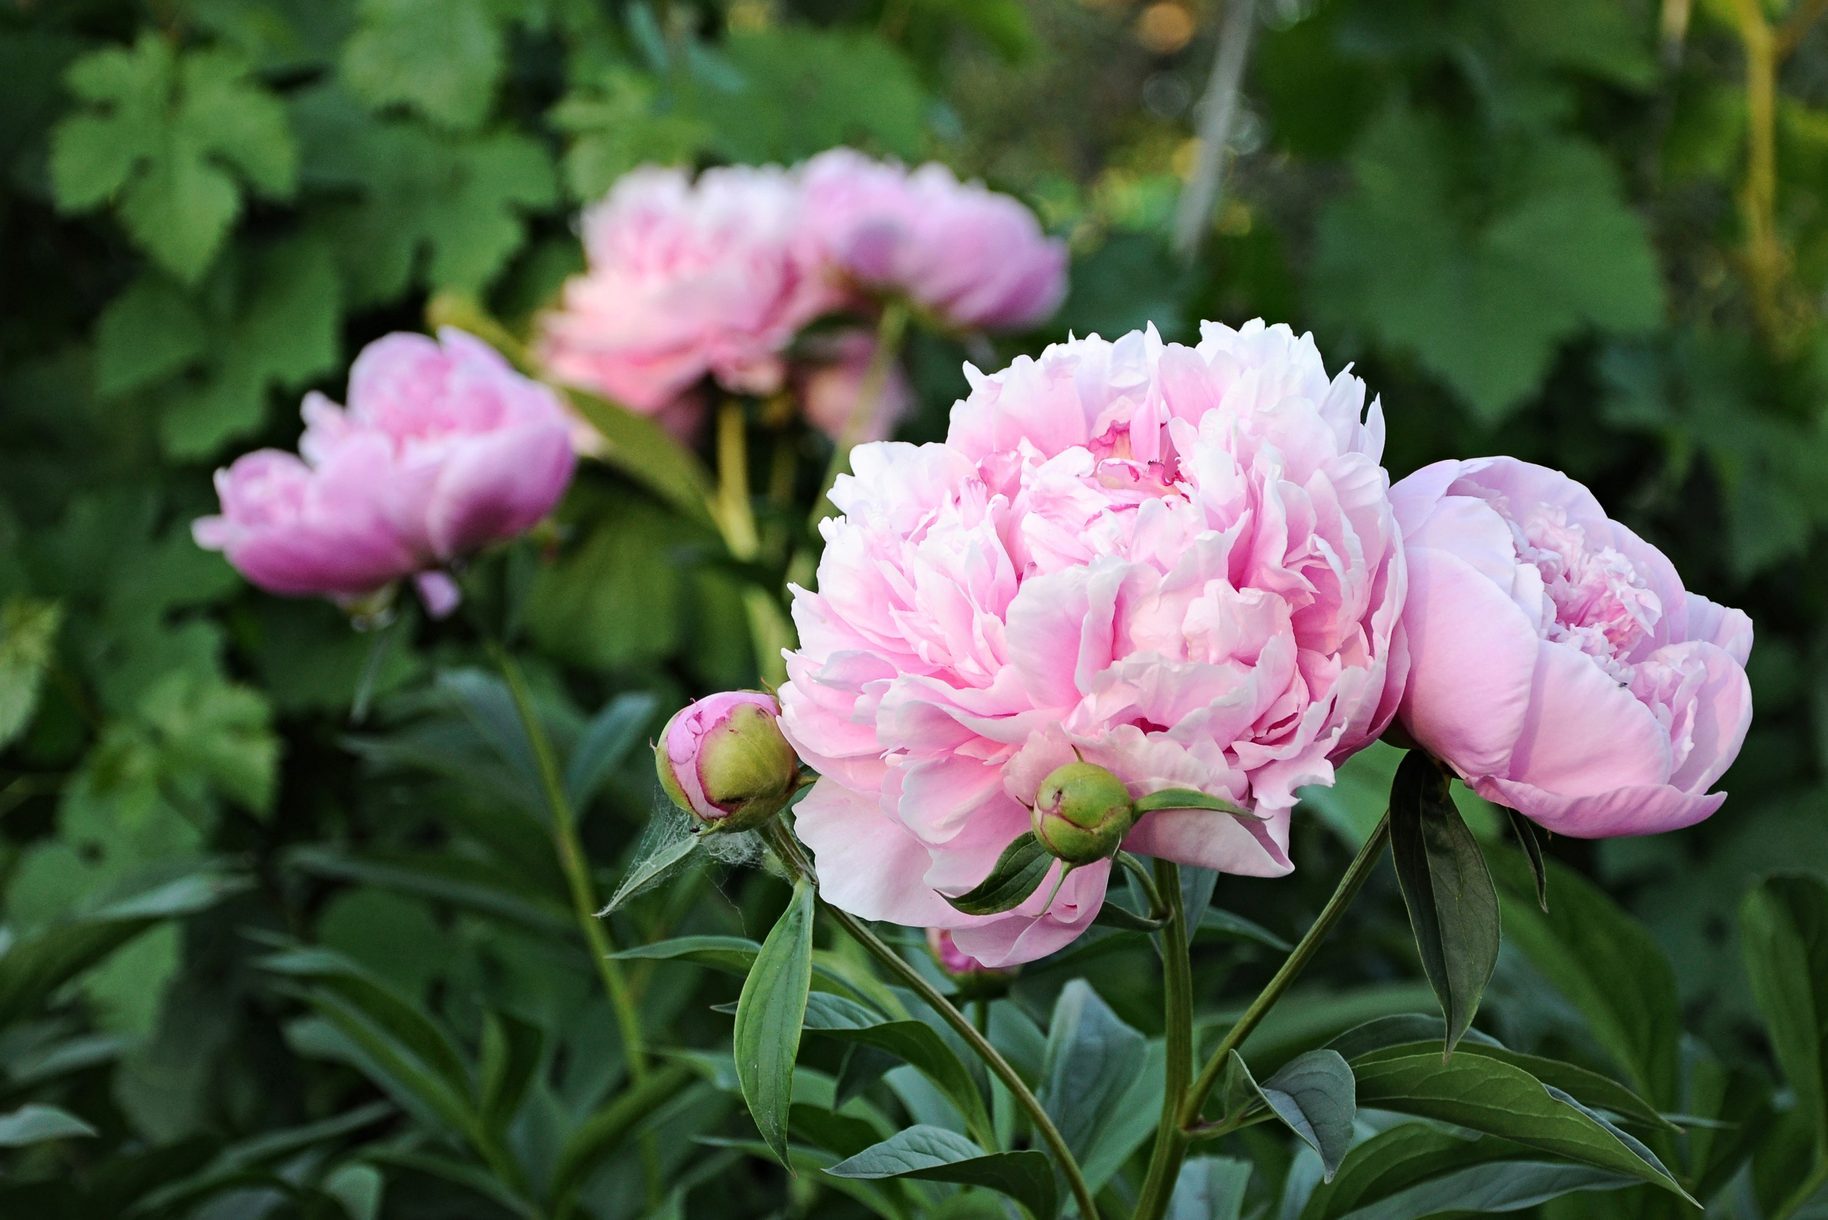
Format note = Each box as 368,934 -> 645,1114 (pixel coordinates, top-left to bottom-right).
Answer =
196,330 -> 575,613
536,165 -> 841,429
793,329 -> 915,443
780,321 -> 1407,966
802,149 -> 1066,333
1392,457 -> 1753,836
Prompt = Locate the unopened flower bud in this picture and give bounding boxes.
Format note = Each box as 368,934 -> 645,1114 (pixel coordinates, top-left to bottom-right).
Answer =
656,691 -> 799,832
1030,761 -> 1135,865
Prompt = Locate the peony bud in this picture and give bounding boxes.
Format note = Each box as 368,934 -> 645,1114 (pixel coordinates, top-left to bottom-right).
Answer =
656,691 -> 800,832
1030,761 -> 1136,865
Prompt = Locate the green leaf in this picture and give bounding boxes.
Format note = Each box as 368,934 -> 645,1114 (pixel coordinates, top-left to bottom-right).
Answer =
1313,105 -> 1663,421
0,872 -> 245,1027
0,1105 -> 97,1147
1217,1050 -> 1356,1180
561,391 -> 718,530
1388,751 -> 1500,1056
1167,1156 -> 1250,1220
50,36 -> 296,281
600,826 -> 701,916
550,70 -> 712,201
944,832 -> 1055,917
733,878 -> 815,1165
1506,809 -> 1550,912
1349,1048 -> 1693,1200
800,992 -> 991,1141
549,1063 -> 701,1207
93,277 -> 210,398
478,1011 -> 542,1133
1300,1123 -> 1634,1220
565,692 -> 660,811
827,1126 -> 1056,1220
1040,980 -> 1150,1172
287,846 -> 572,936
342,0 -> 504,131
0,598 -> 62,750
1741,873 -> 1828,1155
676,27 -> 931,162
1134,787 -> 1247,816
1489,852 -> 1680,1105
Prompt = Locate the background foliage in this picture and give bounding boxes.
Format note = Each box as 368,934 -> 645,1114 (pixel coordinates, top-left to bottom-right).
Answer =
1,0 -> 1825,1216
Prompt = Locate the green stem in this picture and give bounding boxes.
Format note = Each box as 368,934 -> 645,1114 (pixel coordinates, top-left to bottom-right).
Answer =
1131,861 -> 1194,1220
713,399 -> 794,687
488,643 -> 661,1204
1135,814 -> 1391,1220
760,822 -> 1102,1220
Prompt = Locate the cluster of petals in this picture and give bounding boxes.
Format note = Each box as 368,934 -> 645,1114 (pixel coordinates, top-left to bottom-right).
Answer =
1391,458 -> 1753,836
194,330 -> 576,615
779,321 -> 1407,966
535,152 -> 1064,442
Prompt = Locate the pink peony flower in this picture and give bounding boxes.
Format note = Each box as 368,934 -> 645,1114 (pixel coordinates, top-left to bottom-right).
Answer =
536,165 -> 842,429
780,321 -> 1407,966
802,149 -> 1067,333
793,329 -> 915,443
926,928 -> 1010,978
1391,457 -> 1753,836
196,330 -> 576,613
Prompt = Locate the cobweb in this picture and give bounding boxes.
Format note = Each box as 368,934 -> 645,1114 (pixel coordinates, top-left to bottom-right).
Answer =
598,789 -> 764,916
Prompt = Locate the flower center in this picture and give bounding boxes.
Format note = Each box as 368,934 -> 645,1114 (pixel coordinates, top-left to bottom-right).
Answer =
1516,505 -> 1662,669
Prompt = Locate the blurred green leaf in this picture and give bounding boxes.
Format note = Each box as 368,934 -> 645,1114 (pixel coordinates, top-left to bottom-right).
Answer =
0,598 -> 62,750
1314,105 -> 1663,421
1741,873 -> 1828,1157
0,1104 -> 97,1146
342,0 -> 504,131
1167,1156 -> 1249,1220
50,35 -> 296,281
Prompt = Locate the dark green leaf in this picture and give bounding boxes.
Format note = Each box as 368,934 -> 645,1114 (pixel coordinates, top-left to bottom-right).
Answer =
1741,873 -> 1828,1154
287,846 -> 571,935
1040,980 -> 1149,1173
1350,1048 -> 1693,1200
1167,1156 -> 1250,1220
827,1125 -> 1055,1220
564,389 -> 717,530
1218,1050 -> 1356,1180
1506,809 -> 1550,912
733,878 -> 815,1165
565,692 -> 659,811
944,832 -> 1054,917
0,1105 -> 96,1146
1388,751 -> 1500,1056
549,1063 -> 700,1207
800,992 -> 991,1141
478,1011 -> 542,1133
0,598 -> 61,750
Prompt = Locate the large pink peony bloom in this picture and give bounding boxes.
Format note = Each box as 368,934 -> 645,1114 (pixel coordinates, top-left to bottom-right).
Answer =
536,165 -> 841,430
196,330 -> 576,613
780,321 -> 1407,965
802,149 -> 1067,333
1392,458 -> 1753,836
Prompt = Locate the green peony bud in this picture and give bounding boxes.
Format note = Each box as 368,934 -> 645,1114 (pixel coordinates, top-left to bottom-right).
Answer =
655,691 -> 800,833
1030,761 -> 1136,865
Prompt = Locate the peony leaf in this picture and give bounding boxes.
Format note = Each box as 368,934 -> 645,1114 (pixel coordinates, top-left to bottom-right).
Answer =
826,1125 -> 1056,1220
1134,787 -> 1247,816
0,1105 -> 97,1147
1506,808 -> 1551,912
599,820 -> 701,917
1217,1050 -> 1357,1180
1349,1048 -> 1694,1201
1740,873 -> 1828,1157
943,830 -> 1054,916
732,878 -> 815,1166
799,992 -> 992,1140
1388,750 -> 1500,1057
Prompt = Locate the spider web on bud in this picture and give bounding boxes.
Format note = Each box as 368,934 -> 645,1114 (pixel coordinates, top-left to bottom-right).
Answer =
597,792 -> 762,916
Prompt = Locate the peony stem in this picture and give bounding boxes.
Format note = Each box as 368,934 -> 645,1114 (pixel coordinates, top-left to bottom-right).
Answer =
713,399 -> 795,686
488,642 -> 661,1203
1131,860 -> 1195,1220
1133,813 -> 1392,1220
758,820 -> 1104,1220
